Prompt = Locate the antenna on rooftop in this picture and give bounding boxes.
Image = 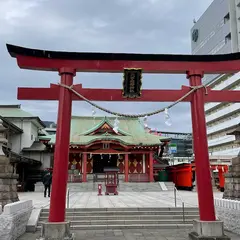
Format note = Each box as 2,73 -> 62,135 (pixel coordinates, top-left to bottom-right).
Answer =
193,18 -> 196,24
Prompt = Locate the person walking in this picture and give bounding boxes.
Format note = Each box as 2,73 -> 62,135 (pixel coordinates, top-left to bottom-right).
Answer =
42,171 -> 52,197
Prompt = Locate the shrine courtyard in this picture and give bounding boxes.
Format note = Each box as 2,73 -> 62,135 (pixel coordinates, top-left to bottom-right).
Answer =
18,191 -> 240,240
18,190 -> 224,209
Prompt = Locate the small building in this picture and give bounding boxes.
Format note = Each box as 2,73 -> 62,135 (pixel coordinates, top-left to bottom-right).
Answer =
0,105 -> 51,191
40,116 -> 170,182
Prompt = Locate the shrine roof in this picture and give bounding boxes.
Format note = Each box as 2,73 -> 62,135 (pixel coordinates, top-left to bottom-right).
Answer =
22,141 -> 47,152
6,44 -> 240,62
40,116 -> 170,146
0,105 -> 34,118
0,105 -> 46,128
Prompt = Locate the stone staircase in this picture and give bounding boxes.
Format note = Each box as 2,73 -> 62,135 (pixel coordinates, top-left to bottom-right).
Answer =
35,182 -> 175,192
67,182 -> 175,192
37,207 -> 199,230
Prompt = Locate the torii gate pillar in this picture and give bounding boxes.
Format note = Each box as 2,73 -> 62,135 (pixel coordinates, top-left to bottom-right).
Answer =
187,70 -> 216,221
49,67 -> 75,222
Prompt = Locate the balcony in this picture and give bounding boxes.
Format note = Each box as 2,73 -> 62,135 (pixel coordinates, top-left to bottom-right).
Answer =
211,147 -> 240,156
207,117 -> 239,135
205,78 -> 240,112
208,135 -> 236,147
206,103 -> 240,123
211,73 -> 240,91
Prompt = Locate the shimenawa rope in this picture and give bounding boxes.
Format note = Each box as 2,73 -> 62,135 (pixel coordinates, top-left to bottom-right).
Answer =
58,83 -> 207,118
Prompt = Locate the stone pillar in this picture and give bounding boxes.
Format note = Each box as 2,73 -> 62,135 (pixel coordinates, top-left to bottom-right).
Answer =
223,156 -> 240,200
0,119 -> 19,210
223,126 -> 240,201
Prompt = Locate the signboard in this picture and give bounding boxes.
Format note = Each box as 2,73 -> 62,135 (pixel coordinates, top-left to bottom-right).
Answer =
169,143 -> 177,154
122,68 -> 142,98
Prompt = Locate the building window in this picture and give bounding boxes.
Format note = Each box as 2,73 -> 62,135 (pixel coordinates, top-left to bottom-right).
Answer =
225,33 -> 231,43
224,13 -> 230,24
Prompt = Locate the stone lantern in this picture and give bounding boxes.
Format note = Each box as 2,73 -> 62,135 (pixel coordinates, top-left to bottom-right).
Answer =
0,119 -> 19,209
223,124 -> 240,200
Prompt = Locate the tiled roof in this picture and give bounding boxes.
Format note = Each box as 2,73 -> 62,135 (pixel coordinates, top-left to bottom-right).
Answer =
0,105 -> 34,118
40,116 -> 170,146
22,141 -> 47,152
0,105 -> 46,128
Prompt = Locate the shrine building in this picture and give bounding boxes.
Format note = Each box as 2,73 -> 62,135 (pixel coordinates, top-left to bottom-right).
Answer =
40,116 -> 170,183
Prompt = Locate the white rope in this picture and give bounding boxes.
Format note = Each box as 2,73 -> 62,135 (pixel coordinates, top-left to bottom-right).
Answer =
58,83 -> 207,118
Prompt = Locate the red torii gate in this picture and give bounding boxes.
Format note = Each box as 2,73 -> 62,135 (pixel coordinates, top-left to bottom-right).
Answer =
6,44 -> 240,224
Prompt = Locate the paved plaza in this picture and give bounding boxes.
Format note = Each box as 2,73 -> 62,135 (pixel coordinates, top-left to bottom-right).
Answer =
18,190 -> 224,209
19,228 -> 239,240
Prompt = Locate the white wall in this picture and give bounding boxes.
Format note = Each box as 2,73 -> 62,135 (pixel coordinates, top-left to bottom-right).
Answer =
8,119 -> 40,154
22,152 -> 52,169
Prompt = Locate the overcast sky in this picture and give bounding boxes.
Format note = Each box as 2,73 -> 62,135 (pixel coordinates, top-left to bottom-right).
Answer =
0,0 -> 213,132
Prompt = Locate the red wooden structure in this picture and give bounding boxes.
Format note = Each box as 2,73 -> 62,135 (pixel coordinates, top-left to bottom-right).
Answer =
167,163 -> 229,191
211,165 -> 229,191
167,163 -> 195,190
104,167 -> 119,195
6,44 -> 240,223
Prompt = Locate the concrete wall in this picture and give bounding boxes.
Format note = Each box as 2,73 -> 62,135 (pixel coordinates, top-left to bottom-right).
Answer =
214,198 -> 240,235
0,200 -> 32,240
22,151 -> 52,169
8,120 -> 39,153
191,0 -> 231,55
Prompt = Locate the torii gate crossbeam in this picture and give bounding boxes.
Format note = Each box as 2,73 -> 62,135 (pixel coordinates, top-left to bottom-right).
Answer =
6,44 -> 240,227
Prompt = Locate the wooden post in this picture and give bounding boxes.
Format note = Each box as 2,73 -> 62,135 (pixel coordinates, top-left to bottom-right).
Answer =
82,153 -> 87,182
124,154 -> 129,182
149,152 -> 154,182
48,67 -> 75,223
187,70 -> 216,221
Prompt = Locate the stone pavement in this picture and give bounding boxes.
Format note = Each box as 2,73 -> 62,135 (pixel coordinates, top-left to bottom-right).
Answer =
18,191 -> 224,209
17,191 -> 240,239
18,228 -> 240,240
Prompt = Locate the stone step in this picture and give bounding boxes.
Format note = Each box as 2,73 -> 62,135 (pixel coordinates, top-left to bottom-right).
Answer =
38,219 -> 195,226
36,223 -> 193,230
39,214 -> 199,221
41,207 -> 198,213
40,211 -> 198,217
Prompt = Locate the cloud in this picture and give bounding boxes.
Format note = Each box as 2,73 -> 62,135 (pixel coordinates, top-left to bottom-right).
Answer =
0,0 -> 213,132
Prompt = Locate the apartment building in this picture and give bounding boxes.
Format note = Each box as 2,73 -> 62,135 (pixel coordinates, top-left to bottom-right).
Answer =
191,0 -> 240,160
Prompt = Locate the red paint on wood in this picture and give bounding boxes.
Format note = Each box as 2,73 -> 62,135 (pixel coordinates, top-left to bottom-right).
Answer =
16,55 -> 240,73
149,152 -> 154,182
48,68 -> 75,223
17,86 -> 240,102
125,154 -> 129,182
82,153 -> 87,182
188,71 -> 216,221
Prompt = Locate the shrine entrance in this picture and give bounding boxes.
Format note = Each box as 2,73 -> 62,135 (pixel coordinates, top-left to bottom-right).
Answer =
92,154 -> 118,173
6,43 -> 240,239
